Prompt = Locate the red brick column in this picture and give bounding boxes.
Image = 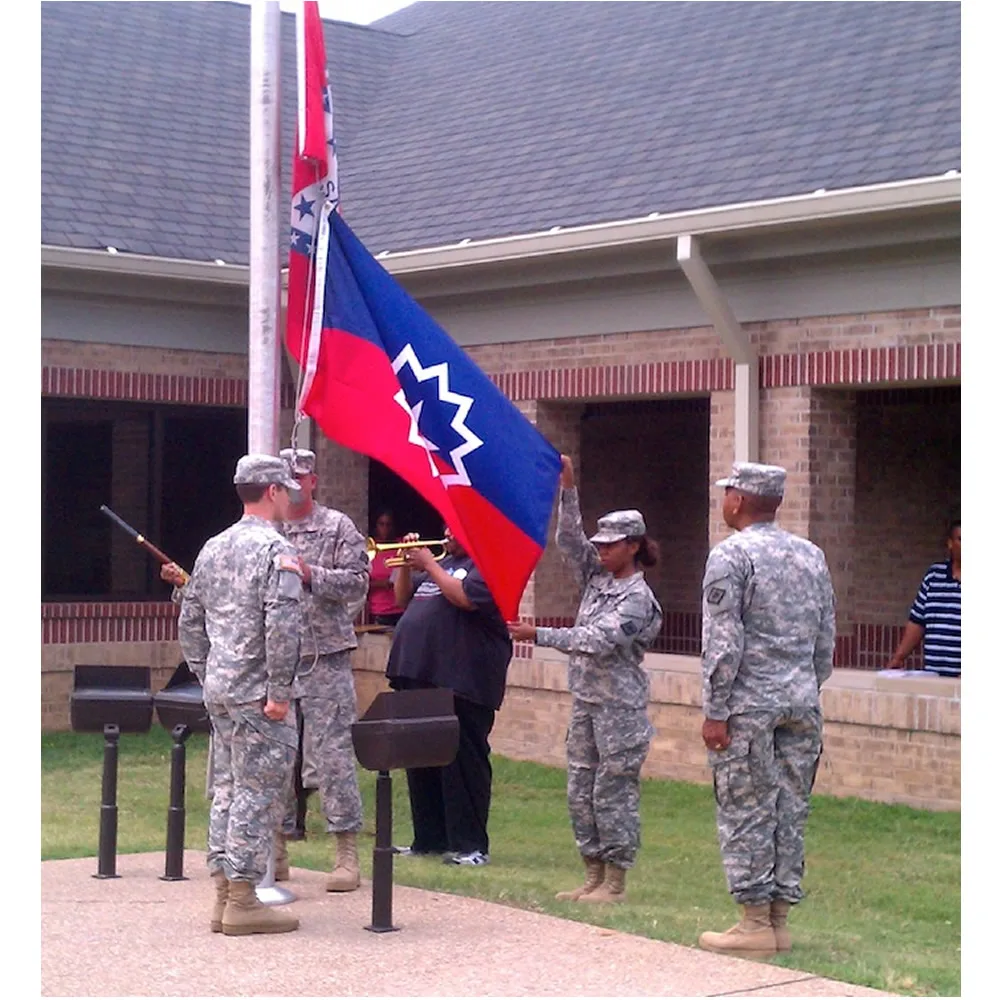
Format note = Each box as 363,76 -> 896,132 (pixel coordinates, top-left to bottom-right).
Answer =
522,400 -> 584,622
808,389 -> 857,628
708,390 -> 735,548
314,435 -> 370,535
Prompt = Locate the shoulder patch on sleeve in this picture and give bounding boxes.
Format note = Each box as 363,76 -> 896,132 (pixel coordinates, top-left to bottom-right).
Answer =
707,586 -> 726,606
275,553 -> 302,576
621,620 -> 638,636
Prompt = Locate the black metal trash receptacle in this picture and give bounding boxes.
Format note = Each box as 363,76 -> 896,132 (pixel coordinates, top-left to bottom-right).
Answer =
70,665 -> 153,733
69,665 -> 154,878
153,662 -> 210,734
352,688 -> 460,933
352,688 -> 460,772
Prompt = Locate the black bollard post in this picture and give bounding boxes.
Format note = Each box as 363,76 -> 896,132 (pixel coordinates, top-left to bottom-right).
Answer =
94,724 -> 121,879
161,723 -> 191,881
365,770 -> 399,933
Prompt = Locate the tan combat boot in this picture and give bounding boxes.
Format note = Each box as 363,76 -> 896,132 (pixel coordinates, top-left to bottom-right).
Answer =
274,832 -> 290,882
555,856 -> 605,901
210,870 -> 228,933
698,903 -> 777,959
770,899 -> 792,952
326,831 -> 361,892
221,879 -> 299,936
578,862 -> 627,903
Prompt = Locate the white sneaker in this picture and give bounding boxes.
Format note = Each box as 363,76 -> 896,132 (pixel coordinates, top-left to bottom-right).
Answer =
444,850 -> 489,866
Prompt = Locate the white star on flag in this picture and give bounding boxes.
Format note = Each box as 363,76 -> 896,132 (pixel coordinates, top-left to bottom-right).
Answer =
392,345 -> 484,487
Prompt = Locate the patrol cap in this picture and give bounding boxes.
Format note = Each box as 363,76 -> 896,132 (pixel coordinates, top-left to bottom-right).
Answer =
279,447 -> 316,476
714,461 -> 786,498
233,454 -> 302,498
589,509 -> 647,543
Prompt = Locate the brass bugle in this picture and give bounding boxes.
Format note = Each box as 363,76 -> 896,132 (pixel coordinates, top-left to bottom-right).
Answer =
365,537 -> 448,567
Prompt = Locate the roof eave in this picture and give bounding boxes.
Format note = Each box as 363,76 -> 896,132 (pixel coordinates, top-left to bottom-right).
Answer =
41,173 -> 959,283
377,174 -> 961,275
40,246 -> 251,285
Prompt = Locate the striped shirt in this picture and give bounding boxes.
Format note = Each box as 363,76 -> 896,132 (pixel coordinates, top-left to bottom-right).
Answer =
909,561 -> 961,677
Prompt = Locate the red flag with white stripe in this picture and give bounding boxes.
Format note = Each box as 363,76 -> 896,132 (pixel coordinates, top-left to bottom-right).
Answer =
287,0 -> 339,408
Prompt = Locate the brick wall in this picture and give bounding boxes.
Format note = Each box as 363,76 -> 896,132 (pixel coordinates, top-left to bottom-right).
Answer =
41,341 -> 249,380
42,636 -> 184,731
41,303 -> 960,671
350,635 -> 959,812
314,435 -> 370,535
468,306 -> 961,382
808,390 -> 858,627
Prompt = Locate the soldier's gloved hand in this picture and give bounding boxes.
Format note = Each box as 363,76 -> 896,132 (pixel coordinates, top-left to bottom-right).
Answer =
702,718 -> 731,752
264,699 -> 290,722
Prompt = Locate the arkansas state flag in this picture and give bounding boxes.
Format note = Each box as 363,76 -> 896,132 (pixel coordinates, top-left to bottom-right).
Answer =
286,4 -> 561,621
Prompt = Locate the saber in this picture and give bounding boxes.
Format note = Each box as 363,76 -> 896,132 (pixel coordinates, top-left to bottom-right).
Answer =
99,505 -> 190,585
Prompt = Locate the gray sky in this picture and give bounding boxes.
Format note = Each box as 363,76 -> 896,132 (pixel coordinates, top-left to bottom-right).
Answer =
239,0 -> 418,25
315,0 -> 417,23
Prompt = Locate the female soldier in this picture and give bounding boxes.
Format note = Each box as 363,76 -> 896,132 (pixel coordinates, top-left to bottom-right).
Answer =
510,454 -> 662,903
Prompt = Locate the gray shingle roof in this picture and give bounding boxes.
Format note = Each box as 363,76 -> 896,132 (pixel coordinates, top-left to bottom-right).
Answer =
41,1 -> 960,264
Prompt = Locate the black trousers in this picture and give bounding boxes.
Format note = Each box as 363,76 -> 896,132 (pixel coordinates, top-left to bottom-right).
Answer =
390,677 -> 496,855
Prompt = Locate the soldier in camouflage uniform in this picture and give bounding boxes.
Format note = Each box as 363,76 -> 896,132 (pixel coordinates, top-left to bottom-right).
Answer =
178,454 -> 304,937
698,462 -> 835,959
273,448 -> 370,892
510,455 -> 662,903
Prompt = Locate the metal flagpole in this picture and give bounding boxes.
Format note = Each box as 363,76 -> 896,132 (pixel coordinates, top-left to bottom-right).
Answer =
248,0 -> 283,455
249,0 -> 295,906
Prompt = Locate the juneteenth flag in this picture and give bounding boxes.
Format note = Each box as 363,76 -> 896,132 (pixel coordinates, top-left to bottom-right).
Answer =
286,1 -> 561,620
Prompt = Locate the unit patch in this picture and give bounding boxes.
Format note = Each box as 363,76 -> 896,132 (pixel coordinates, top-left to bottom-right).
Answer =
707,586 -> 726,606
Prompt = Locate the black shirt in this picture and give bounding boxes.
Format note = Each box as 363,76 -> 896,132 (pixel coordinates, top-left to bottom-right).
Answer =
385,555 -> 513,710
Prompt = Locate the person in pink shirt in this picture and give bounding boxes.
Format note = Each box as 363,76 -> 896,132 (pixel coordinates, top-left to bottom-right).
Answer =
367,510 -> 406,626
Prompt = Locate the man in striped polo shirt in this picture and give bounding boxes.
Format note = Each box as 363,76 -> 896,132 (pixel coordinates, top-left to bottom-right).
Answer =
887,520 -> 961,677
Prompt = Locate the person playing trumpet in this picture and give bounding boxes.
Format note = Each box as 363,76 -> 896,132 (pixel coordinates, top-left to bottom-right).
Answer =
385,525 -> 513,866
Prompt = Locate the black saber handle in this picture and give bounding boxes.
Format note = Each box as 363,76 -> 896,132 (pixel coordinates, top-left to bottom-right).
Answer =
99,505 -> 189,584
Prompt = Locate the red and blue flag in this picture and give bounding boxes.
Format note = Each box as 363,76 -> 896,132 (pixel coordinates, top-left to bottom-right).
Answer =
286,2 -> 561,620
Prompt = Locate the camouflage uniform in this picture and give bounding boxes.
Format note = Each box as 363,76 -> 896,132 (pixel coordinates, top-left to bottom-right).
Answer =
170,581 -> 218,799
178,455 -> 303,884
702,462 -> 835,906
278,449 -> 369,837
535,490 -> 662,869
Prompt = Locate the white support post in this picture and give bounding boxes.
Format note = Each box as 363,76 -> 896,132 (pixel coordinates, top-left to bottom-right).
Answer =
677,234 -> 759,463
734,360 -> 759,463
248,0 -> 283,455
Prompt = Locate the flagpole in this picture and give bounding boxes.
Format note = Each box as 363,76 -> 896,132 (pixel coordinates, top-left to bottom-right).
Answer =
248,0 -> 296,906
248,0 -> 282,454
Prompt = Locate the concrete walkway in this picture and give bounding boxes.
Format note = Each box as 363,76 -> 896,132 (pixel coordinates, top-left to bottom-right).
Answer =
42,851 -> 893,997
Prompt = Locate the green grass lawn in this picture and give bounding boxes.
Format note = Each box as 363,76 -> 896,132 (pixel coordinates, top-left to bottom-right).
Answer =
42,729 -> 959,996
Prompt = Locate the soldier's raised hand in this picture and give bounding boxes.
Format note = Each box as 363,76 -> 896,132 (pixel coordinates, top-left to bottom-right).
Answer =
560,454 -> 575,490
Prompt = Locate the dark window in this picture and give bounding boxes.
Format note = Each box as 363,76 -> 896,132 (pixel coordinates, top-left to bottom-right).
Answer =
42,399 -> 246,601
367,458 -> 442,541
43,420 -> 113,595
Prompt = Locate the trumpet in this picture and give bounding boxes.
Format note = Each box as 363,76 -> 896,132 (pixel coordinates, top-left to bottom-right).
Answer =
365,537 -> 448,567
